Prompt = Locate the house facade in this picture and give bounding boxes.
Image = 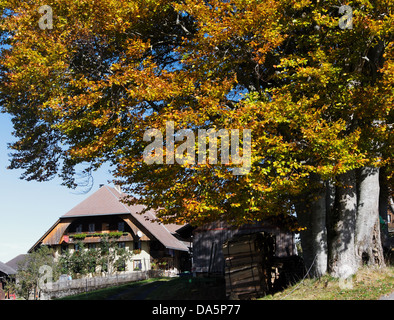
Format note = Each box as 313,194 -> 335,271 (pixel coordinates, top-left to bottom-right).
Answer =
0,261 -> 16,300
29,185 -> 191,274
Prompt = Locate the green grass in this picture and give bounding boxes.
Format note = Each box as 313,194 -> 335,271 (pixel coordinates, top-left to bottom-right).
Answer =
58,276 -> 226,300
59,278 -> 163,300
58,266 -> 393,300
262,266 -> 394,300
143,276 -> 226,300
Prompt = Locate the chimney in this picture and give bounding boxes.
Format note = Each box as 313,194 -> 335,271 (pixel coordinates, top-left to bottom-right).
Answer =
114,184 -> 122,193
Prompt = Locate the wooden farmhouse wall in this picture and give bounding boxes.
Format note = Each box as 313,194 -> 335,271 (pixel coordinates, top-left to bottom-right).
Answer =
192,221 -> 295,274
39,219 -> 73,246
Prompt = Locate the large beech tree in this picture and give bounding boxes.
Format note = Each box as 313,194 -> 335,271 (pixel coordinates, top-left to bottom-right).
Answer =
0,0 -> 393,278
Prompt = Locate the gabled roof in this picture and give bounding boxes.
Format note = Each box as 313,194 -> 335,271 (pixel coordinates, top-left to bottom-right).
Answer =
55,185 -> 189,252
6,254 -> 27,271
62,185 -> 130,217
0,261 -> 16,275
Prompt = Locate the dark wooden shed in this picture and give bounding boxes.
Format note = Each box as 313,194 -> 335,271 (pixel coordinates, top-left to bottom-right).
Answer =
192,220 -> 296,274
223,232 -> 275,299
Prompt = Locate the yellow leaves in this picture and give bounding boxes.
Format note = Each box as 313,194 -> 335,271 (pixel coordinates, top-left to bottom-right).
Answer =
2,0 -> 393,228
231,203 -> 241,208
277,56 -> 308,68
176,0 -> 284,66
125,38 -> 151,59
282,0 -> 312,10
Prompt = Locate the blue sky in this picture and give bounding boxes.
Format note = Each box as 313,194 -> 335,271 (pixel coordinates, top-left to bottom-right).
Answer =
0,112 -> 114,263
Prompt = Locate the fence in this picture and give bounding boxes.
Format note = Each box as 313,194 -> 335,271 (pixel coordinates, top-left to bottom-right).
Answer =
39,269 -> 177,300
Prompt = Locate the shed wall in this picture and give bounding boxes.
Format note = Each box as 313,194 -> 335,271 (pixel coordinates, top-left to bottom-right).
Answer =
192,221 -> 295,274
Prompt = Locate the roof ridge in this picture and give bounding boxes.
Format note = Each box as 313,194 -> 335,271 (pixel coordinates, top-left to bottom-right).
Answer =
104,185 -> 132,214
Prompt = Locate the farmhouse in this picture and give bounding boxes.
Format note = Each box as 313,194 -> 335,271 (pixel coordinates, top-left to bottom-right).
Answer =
29,185 -> 191,273
0,261 -> 16,299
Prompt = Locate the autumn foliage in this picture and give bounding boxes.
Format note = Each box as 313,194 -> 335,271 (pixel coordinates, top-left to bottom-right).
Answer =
0,0 -> 393,231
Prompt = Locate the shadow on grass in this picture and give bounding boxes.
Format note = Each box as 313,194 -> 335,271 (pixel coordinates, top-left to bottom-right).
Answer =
59,276 -> 226,300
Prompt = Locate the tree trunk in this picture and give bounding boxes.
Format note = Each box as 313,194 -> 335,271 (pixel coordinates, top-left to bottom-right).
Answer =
309,183 -> 328,277
328,170 -> 357,279
296,199 -> 313,273
378,167 -> 389,249
297,168 -> 386,279
355,167 -> 385,267
296,175 -> 327,277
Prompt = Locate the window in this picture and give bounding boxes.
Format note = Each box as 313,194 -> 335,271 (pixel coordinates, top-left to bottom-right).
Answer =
133,260 -> 142,271
118,242 -> 125,249
76,224 -> 83,233
88,243 -> 96,249
61,245 -> 68,254
88,223 -> 95,232
118,222 -> 125,232
74,243 -> 80,251
134,240 -> 141,250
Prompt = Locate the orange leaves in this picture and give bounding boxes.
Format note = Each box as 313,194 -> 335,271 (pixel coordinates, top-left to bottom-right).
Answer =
175,0 -> 285,72
1,0 -> 393,227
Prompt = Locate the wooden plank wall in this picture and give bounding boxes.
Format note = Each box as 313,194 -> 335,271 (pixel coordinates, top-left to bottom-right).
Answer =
41,219 -> 73,245
223,233 -> 275,299
192,221 -> 295,274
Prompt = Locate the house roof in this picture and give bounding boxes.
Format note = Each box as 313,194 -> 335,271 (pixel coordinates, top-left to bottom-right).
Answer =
0,261 -> 16,276
62,185 -> 130,217
6,254 -> 27,272
53,185 -> 189,252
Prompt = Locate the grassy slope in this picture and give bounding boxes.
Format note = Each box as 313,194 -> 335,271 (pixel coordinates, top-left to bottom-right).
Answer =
262,266 -> 394,300
59,276 -> 226,300
59,266 -> 393,300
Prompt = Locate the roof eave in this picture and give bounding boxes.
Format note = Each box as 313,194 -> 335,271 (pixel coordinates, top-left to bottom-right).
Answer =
60,212 -> 129,219
28,219 -> 61,253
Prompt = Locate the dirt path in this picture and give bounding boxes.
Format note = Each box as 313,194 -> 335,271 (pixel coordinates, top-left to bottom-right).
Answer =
379,291 -> 394,300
